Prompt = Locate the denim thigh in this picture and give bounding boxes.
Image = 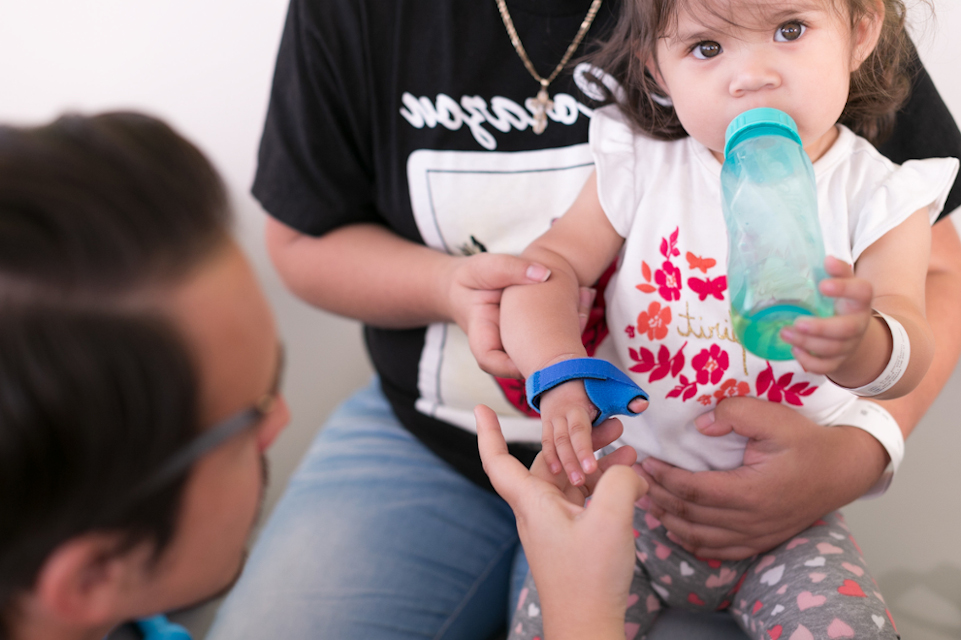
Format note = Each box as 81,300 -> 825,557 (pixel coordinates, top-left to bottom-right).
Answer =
207,380 -> 520,640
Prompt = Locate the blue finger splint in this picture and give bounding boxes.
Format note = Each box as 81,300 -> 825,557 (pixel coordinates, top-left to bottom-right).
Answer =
136,615 -> 192,640
525,358 -> 648,426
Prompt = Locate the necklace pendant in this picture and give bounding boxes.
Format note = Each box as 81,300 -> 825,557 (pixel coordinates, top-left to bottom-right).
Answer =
531,87 -> 553,135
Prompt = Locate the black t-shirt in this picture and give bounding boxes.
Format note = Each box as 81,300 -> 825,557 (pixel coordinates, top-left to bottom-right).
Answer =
253,0 -> 961,489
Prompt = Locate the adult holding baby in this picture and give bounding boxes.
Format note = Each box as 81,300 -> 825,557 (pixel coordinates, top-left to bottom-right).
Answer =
209,0 -> 961,637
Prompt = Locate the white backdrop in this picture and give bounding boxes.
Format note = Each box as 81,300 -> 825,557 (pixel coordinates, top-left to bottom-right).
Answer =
1,1 -> 960,638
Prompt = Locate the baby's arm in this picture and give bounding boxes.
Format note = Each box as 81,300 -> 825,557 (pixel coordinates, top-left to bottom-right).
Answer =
781,209 -> 934,399
500,172 -> 638,485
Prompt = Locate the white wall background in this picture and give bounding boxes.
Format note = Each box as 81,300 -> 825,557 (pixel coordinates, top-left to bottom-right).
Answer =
1,1 -> 959,638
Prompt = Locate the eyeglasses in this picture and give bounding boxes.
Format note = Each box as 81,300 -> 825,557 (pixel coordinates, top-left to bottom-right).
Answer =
125,344 -> 285,502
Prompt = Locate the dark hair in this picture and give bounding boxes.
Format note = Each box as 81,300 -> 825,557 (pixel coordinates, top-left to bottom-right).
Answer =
588,0 -> 919,145
0,112 -> 230,632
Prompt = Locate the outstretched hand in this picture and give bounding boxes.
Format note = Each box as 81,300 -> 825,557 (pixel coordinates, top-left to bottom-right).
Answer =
780,256 -> 873,375
475,405 -> 646,639
634,396 -> 888,560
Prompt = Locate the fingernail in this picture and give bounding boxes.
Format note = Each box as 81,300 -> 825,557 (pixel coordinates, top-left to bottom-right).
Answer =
570,471 -> 583,486
794,319 -> 811,331
636,495 -> 652,510
781,328 -> 796,342
666,531 -> 682,544
641,459 -> 655,474
693,410 -> 715,431
550,462 -> 562,475
526,264 -> 550,282
581,457 -> 596,473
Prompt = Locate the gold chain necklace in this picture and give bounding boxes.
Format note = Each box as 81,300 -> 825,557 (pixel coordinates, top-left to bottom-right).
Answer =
495,0 -> 603,134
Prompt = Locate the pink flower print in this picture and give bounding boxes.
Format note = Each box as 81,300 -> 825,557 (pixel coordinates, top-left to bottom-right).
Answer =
637,302 -> 672,341
655,261 -> 682,301
625,325 -> 636,339
697,394 -> 713,406
714,378 -> 750,401
756,363 -> 818,405
692,344 -> 729,385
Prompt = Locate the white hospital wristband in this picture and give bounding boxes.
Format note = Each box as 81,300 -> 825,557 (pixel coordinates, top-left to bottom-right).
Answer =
829,399 -> 904,498
840,310 -> 910,398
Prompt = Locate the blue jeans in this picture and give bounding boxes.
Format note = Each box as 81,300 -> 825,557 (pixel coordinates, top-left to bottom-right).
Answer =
208,379 -> 745,639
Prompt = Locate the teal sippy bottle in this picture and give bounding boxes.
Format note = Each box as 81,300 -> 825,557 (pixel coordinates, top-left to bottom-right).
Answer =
721,108 -> 834,360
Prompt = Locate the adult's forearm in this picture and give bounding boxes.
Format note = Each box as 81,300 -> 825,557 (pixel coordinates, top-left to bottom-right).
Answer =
876,218 -> 961,436
265,218 -> 454,327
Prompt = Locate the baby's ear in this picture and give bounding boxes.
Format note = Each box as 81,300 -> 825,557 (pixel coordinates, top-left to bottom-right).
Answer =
850,0 -> 885,70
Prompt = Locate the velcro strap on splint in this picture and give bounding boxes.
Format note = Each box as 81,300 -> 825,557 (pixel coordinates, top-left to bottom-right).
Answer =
525,358 -> 649,427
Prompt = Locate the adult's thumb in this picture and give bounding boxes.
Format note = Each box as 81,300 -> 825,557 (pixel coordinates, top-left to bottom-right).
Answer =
467,253 -> 550,290
696,396 -> 784,441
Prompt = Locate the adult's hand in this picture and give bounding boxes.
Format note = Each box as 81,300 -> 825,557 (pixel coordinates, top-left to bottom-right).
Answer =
635,397 -> 888,560
476,405 -> 646,640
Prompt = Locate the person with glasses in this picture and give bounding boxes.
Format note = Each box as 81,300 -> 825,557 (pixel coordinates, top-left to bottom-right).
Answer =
0,111 -> 647,640
0,111 -> 290,640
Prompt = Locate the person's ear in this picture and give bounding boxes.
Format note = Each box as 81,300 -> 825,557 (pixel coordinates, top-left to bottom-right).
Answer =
33,532 -> 147,627
850,0 -> 885,70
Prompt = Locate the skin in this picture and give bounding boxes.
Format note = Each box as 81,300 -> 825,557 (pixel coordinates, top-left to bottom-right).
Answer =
497,0 -> 932,488
12,240 -> 290,640
265,0 -> 961,561
475,405 -> 647,640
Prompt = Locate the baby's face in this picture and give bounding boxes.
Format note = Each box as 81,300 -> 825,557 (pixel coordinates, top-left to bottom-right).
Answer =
649,0 -> 874,161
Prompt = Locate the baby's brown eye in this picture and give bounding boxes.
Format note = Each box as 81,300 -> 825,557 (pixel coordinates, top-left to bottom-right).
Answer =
693,41 -> 722,59
775,22 -> 805,42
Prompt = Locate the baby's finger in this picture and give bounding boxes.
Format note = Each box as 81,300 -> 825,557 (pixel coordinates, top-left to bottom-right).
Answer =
570,412 -> 597,476
823,255 -> 854,278
791,347 -> 847,375
551,416 -> 585,486
539,420 -> 562,477
790,314 -> 867,341
819,277 -> 873,310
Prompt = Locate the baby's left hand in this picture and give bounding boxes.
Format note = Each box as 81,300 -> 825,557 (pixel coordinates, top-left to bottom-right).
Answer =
780,257 -> 872,375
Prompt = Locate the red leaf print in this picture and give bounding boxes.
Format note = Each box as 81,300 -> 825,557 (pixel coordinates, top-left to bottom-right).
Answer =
636,283 -> 657,293
669,227 -> 680,256
642,261 -> 652,282
670,342 -> 687,377
755,364 -> 817,405
788,382 -> 810,395
660,237 -> 669,259
666,375 -> 697,401
629,347 -> 656,374
757,363 -> 774,395
649,345 -> 672,382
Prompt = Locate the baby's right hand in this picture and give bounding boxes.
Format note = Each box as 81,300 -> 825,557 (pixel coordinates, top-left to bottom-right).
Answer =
538,380 -> 601,486
538,375 -> 649,486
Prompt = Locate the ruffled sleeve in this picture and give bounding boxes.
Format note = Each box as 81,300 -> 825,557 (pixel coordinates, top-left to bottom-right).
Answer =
589,105 -> 644,238
850,155 -> 959,261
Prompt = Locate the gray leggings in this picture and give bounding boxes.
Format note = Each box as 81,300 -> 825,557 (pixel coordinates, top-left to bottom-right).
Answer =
508,510 -> 898,640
